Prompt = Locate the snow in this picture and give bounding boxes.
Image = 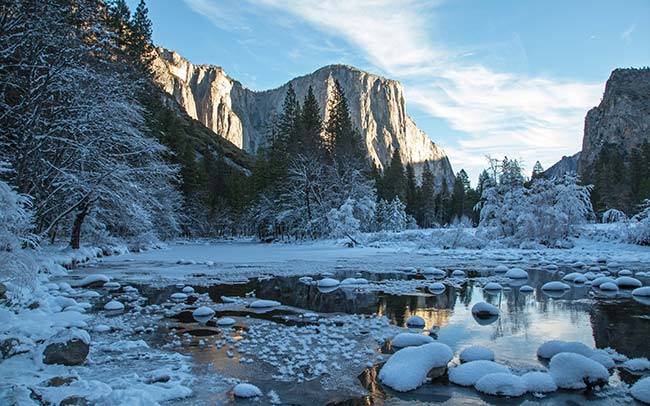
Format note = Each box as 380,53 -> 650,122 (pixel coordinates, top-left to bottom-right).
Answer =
448,360 -> 510,386
471,302 -> 499,317
422,267 -> 446,278
452,270 -> 465,277
505,267 -> 528,279
521,371 -> 557,394
549,352 -> 609,389
317,278 -> 340,288
537,340 -> 594,359
623,357 -> 650,372
170,292 -> 187,301
599,282 -> 618,291
593,276 -> 616,287
216,317 -> 236,326
633,287 -> 650,297
474,373 -> 526,397
459,346 -> 494,363
340,278 -> 368,286
233,383 -> 262,398
519,285 -> 534,293
405,315 -> 426,328
563,272 -> 586,283
590,353 -> 615,369
391,332 -> 434,348
483,282 -> 502,291
615,276 -> 642,288
618,269 -> 633,276
249,300 -> 281,308
104,300 -> 124,311
181,286 -> 195,293
75,274 -> 110,287
494,264 -> 509,273
428,282 -> 445,292
541,281 -> 570,291
192,306 -> 215,322
378,342 -> 453,391
631,377 -> 650,404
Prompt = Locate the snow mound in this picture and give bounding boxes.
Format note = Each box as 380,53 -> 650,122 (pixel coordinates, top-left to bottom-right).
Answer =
429,282 -> 445,292
590,353 -> 615,369
541,281 -> 570,291
599,282 -> 618,291
631,377 -> 650,404
217,317 -> 236,326
616,276 -> 642,288
563,272 -> 584,282
505,268 -> 528,279
618,270 -> 633,277
392,332 -> 434,348
537,340 -> 594,359
448,360 -> 510,386
623,358 -> 650,372
459,346 -> 494,363
378,342 -> 453,392
170,292 -> 187,301
452,270 -> 465,277
192,306 -> 215,320
549,352 -> 609,389
471,302 -> 499,318
250,300 -> 281,308
592,276 -> 616,287
475,373 -> 526,397
484,282 -> 502,291
633,287 -> 650,297
182,286 -> 195,294
75,274 -> 110,287
104,300 -> 124,311
521,371 -> 557,393
233,383 -> 262,398
317,278 -> 340,288
423,267 -> 446,278
494,265 -> 509,273
340,278 -> 368,286
405,315 -> 426,328
519,285 -> 534,293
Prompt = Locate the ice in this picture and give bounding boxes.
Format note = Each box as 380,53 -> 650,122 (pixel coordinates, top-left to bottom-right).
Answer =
104,300 -> 124,311
537,340 -> 594,359
541,281 -> 570,291
391,332 -> 434,348
623,357 -> 650,371
75,274 -> 110,287
233,383 -> 262,398
549,352 -> 609,389
615,276 -> 642,288
405,315 -> 426,328
448,360 -> 510,386
317,278 -> 340,288
474,372 -> 526,397
249,300 -> 281,308
378,342 -> 453,392
459,346 -> 494,363
521,371 -> 557,394
631,376 -> 650,404
505,268 -> 528,279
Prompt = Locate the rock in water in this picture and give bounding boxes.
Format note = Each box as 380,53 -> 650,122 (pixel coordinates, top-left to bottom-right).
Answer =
42,329 -> 90,366
152,48 -> 455,187
233,383 -> 262,398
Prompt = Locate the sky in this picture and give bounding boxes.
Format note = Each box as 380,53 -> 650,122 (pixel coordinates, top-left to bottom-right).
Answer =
128,0 -> 650,183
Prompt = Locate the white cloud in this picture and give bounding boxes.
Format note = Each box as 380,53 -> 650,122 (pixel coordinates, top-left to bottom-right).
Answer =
621,23 -> 636,42
184,0 -> 604,180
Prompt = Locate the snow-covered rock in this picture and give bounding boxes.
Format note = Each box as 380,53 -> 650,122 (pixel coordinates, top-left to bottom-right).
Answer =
216,317 -> 236,326
405,315 -> 426,328
475,373 -> 526,397
592,276 -> 616,287
75,274 -> 110,287
422,267 -> 446,278
599,282 -> 618,292
519,285 -> 534,293
484,282 -> 502,291
428,282 -> 445,293
632,287 -> 650,297
549,352 -> 609,389
537,340 -> 594,359
182,286 -> 195,294
378,342 -> 453,391
340,278 -> 369,286
471,302 -> 499,318
631,377 -> 650,404
616,276 -> 642,288
541,281 -> 570,291
317,278 -> 340,288
459,346 -> 494,363
448,360 -> 510,386
452,270 -> 465,277
192,306 -> 215,322
103,281 -> 121,290
233,383 -> 262,398
590,353 -> 615,369
521,371 -> 557,394
42,328 -> 90,366
392,333 -> 434,348
623,357 -> 650,372
505,268 -> 528,279
104,300 -> 124,311
250,300 -> 281,308
494,265 -> 509,273
170,292 -> 188,301
618,269 -> 633,277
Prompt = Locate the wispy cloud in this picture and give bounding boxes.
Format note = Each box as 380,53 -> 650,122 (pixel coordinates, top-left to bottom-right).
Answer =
183,0 -> 603,179
621,23 -> 636,42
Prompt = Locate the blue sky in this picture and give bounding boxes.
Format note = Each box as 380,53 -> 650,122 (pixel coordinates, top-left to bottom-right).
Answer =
129,0 -> 649,183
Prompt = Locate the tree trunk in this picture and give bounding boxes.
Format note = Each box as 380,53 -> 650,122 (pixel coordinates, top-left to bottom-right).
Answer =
70,199 -> 91,249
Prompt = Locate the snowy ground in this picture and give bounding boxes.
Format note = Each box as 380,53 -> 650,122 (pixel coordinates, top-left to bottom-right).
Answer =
2,229 -> 650,405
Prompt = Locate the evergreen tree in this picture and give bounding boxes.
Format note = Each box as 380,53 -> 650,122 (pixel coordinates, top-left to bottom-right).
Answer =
277,84 -> 301,154
129,0 -> 154,74
532,161 -> 544,179
405,164 -> 418,217
417,162 -> 436,227
324,79 -> 357,161
300,86 -> 323,158
378,149 -> 406,202
106,0 -> 131,50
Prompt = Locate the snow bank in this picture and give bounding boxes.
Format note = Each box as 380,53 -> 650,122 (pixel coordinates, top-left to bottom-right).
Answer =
549,352 -> 609,389
448,360 -> 510,386
459,346 -> 494,363
521,371 -> 557,394
391,333 -> 434,348
475,373 -> 526,397
631,377 -> 650,404
378,342 -> 453,392
233,383 -> 262,398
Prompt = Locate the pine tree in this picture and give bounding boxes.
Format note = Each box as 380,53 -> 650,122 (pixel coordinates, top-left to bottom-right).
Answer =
378,149 -> 406,202
300,86 -> 323,158
129,0 -> 154,74
106,0 -> 131,51
417,162 -> 436,227
324,79 -> 358,162
532,161 -> 544,180
405,163 -> 418,217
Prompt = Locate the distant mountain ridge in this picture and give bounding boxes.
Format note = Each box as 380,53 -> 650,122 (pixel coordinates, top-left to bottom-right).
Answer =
543,152 -> 580,178
152,47 -> 455,188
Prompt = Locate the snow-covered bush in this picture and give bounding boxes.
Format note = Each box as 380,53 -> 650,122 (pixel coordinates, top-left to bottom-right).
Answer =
628,200 -> 650,245
328,199 -> 361,240
477,173 -> 593,247
602,209 -> 627,223
376,197 -> 408,232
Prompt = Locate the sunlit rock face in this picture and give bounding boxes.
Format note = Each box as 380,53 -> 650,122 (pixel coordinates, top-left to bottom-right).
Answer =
153,47 -> 454,188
